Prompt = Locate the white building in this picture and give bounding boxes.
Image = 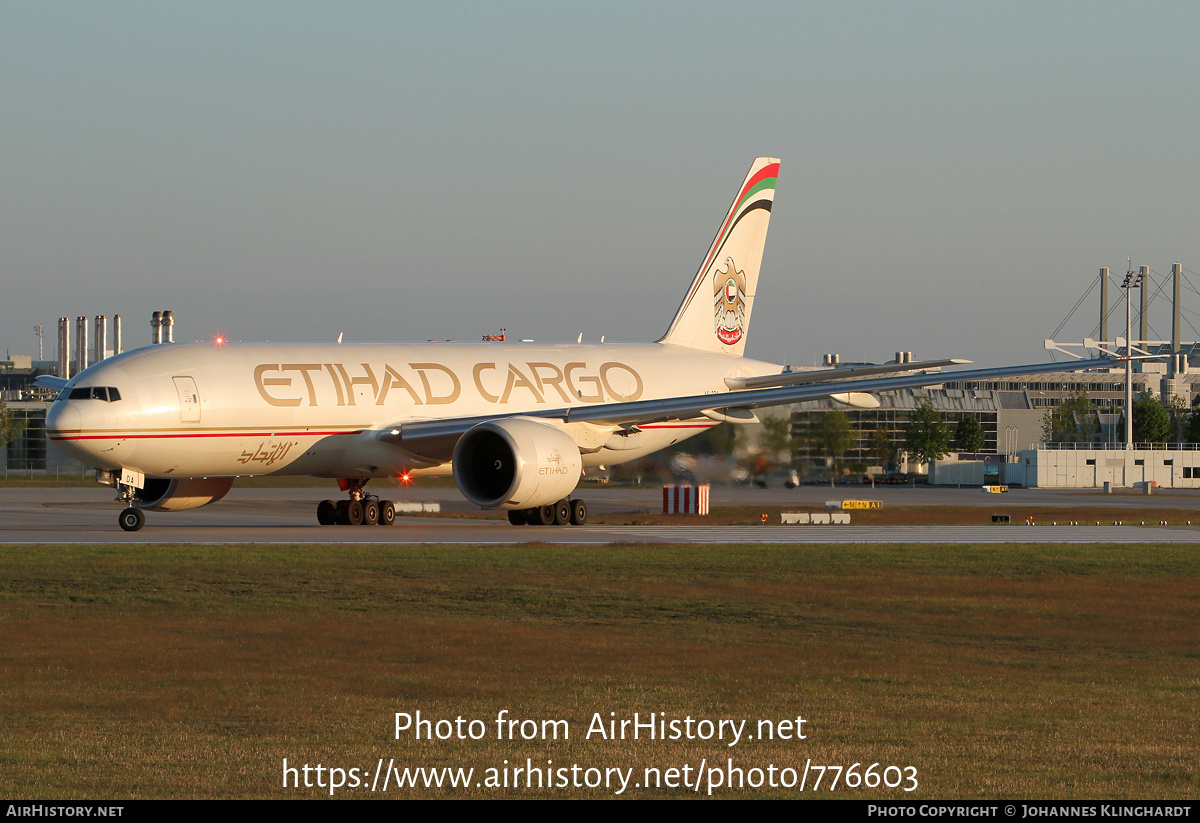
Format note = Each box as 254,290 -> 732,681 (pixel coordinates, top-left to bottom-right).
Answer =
1005,445 -> 1200,488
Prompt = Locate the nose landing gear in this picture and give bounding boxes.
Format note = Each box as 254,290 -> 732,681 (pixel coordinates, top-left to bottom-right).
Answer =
119,507 -> 145,532
111,475 -> 147,531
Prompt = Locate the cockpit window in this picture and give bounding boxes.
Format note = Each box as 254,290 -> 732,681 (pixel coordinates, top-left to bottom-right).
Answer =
65,386 -> 121,402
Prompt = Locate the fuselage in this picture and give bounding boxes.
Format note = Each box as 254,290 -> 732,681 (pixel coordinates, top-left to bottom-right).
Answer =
46,340 -> 780,481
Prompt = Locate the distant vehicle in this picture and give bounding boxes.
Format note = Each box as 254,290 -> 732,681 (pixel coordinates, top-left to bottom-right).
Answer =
754,469 -> 799,488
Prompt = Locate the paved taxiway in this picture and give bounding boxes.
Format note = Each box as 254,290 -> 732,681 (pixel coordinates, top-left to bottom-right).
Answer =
4,485 -> 1200,544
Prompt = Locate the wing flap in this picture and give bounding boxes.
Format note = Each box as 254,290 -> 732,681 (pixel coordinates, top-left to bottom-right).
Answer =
724,358 -> 971,390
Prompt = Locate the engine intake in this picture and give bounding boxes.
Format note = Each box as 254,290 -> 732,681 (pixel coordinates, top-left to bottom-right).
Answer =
452,417 -> 582,510
137,477 -> 235,511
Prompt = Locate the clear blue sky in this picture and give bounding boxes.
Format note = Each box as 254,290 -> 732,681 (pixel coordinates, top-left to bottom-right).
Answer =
3,1 -> 1198,367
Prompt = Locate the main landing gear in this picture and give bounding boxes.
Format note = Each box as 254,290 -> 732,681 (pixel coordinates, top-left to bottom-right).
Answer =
506,498 -> 587,526
316,478 -> 396,526
316,497 -> 396,526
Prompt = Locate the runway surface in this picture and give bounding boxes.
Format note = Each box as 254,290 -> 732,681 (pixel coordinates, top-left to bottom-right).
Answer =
4,485 -> 1200,544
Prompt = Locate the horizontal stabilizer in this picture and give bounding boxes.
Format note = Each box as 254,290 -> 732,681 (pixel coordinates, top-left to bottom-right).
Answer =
33,375 -> 69,392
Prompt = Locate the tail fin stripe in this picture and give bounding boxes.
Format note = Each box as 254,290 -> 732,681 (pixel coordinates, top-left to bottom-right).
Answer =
702,199 -> 773,274
740,164 -> 780,200
695,164 -> 779,286
707,182 -> 776,263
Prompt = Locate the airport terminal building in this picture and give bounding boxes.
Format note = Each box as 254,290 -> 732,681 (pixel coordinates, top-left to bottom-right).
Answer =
780,350 -> 1200,488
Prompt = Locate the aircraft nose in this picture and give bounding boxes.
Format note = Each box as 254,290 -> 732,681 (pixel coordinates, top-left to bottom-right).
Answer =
46,402 -> 98,466
46,402 -> 82,438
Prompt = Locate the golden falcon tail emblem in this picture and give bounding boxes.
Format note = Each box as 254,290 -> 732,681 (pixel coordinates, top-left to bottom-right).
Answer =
713,258 -> 747,346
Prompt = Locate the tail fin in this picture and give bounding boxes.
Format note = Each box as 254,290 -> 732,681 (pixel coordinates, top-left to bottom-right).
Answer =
658,157 -> 779,356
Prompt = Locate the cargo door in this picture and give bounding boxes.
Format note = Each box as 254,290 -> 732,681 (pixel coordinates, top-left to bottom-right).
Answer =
173,376 -> 201,423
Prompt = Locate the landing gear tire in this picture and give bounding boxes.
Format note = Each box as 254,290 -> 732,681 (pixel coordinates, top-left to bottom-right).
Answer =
379,500 -> 395,526
363,500 -> 380,526
569,498 -> 588,526
119,507 -> 145,532
346,500 -> 365,526
553,498 -> 571,525
509,501 -> 587,526
317,499 -> 337,525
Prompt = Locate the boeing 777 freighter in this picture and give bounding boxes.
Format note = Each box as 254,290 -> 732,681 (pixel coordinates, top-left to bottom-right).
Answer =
42,158 -> 1111,530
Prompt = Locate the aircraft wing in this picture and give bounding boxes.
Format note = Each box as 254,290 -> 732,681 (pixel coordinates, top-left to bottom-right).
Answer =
383,357 -> 1116,462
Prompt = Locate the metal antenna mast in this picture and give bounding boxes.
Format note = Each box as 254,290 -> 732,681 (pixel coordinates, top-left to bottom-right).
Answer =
1121,266 -> 1145,448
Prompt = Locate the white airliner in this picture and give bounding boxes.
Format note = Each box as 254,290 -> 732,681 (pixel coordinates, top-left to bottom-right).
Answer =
44,158 -> 1111,530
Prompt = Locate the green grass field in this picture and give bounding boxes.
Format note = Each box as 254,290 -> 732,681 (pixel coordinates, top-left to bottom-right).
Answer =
1,542 -> 1196,799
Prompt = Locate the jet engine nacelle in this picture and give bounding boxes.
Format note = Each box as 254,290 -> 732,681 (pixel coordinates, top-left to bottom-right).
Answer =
137,477 -> 235,511
452,417 -> 583,510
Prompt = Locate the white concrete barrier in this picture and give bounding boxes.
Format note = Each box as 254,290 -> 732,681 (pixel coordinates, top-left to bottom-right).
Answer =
394,502 -> 441,513
782,512 -> 851,525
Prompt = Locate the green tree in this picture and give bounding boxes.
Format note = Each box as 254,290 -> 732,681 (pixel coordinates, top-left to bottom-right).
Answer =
1184,407 -> 1200,445
757,414 -> 796,464
1128,393 -> 1170,444
1041,391 -> 1098,443
869,425 -> 895,470
954,415 -> 985,453
676,421 -> 737,456
1167,394 -> 1190,443
811,409 -> 855,481
0,398 -> 26,452
904,401 -> 951,467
